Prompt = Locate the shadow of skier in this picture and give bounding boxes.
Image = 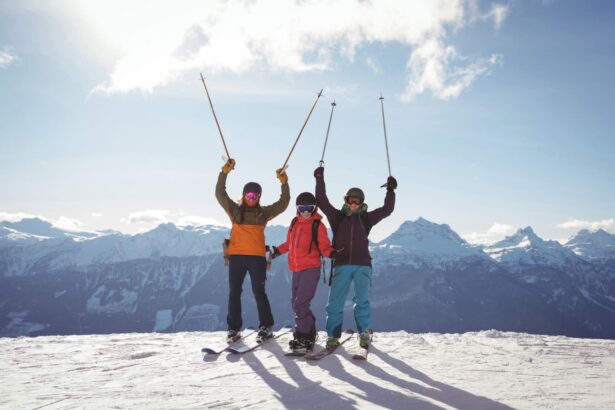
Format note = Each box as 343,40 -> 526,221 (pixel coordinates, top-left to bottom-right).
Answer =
315,352 -> 444,409
242,341 -> 356,409
363,345 -> 515,409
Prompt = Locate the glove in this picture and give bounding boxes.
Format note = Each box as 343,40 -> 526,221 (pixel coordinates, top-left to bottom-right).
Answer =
222,158 -> 236,174
271,246 -> 281,259
386,176 -> 397,191
329,247 -> 344,259
276,168 -> 288,184
314,166 -> 324,179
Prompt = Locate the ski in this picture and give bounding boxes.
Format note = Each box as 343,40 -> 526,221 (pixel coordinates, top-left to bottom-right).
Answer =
201,328 -> 256,355
352,331 -> 372,360
304,329 -> 354,361
226,325 -> 293,354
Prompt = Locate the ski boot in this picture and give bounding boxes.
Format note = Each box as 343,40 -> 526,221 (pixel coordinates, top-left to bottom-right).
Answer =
325,337 -> 339,350
256,326 -> 273,343
359,330 -> 372,348
289,331 -> 316,353
226,329 -> 241,344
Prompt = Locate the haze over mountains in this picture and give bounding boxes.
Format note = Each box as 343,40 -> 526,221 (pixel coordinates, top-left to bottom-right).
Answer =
1,217 -> 614,338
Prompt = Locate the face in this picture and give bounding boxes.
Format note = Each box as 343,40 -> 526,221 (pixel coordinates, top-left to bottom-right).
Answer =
345,197 -> 362,212
244,192 -> 260,207
296,204 -> 316,219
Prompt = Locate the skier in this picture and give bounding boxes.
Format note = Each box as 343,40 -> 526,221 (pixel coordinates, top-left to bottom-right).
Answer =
271,192 -> 336,353
313,166 -> 396,350
215,158 -> 290,343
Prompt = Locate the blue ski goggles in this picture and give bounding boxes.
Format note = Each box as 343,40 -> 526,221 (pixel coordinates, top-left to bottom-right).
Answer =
296,205 -> 316,213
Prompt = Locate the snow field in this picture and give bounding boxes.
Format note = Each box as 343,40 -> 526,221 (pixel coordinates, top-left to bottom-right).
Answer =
1,330 -> 614,409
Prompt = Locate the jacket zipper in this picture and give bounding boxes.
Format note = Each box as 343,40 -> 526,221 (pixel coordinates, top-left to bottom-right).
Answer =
292,225 -> 303,272
349,216 -> 354,265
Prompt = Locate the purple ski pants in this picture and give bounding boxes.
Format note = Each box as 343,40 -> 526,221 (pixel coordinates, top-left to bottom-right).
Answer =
291,267 -> 320,335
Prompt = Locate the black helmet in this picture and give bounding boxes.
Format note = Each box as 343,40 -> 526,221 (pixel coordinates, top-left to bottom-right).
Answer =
344,187 -> 364,202
243,182 -> 262,195
296,192 -> 316,205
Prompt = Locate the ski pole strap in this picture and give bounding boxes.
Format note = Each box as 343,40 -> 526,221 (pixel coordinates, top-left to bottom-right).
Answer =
328,261 -> 334,287
223,239 -> 230,266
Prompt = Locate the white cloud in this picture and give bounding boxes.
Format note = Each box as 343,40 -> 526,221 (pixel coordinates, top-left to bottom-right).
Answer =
463,222 -> 516,244
485,3 -> 510,29
366,56 -> 382,74
177,215 -> 228,227
556,218 -> 615,231
91,212 -> 103,217
53,216 -> 85,231
0,47 -> 17,68
122,209 -> 171,225
68,0 -> 503,100
122,209 -> 228,229
0,212 -> 41,222
403,43 -> 501,101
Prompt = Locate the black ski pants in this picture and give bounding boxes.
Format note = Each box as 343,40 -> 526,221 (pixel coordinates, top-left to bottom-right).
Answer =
227,255 -> 274,331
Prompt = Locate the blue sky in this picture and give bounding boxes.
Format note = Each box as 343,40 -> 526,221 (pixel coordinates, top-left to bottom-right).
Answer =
1,0 -> 614,243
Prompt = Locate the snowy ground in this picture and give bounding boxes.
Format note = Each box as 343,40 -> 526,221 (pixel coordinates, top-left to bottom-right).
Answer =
1,330 -> 614,409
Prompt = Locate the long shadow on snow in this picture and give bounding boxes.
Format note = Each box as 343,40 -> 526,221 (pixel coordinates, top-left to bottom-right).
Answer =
366,345 -> 514,410
312,350 -> 445,409
239,340 -> 356,409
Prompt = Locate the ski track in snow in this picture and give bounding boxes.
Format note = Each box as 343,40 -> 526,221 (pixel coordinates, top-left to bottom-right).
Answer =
1,331 -> 614,409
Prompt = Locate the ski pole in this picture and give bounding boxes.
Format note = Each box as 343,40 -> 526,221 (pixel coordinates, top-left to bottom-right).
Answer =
319,100 -> 336,167
280,89 -> 324,173
379,94 -> 392,187
199,73 -> 231,161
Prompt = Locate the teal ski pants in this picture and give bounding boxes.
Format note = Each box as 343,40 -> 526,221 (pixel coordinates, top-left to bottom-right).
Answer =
325,264 -> 372,338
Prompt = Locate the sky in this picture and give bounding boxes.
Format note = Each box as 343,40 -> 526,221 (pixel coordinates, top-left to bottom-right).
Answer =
1,0 -> 614,244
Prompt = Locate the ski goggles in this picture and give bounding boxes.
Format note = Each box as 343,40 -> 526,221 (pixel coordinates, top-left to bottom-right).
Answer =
296,205 -> 316,213
345,197 -> 363,206
244,192 -> 260,202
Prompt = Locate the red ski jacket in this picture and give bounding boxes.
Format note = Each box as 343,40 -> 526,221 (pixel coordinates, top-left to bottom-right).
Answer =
276,212 -> 334,273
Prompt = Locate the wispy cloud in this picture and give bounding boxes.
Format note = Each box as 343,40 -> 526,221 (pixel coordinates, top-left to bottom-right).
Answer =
403,41 -> 501,101
69,1 -> 504,100
0,47 -> 18,68
365,56 -> 382,74
122,209 -> 227,229
54,216 -> 85,231
177,215 -> 228,227
122,209 -> 171,225
0,212 -> 40,222
463,222 -> 517,244
485,3 -> 510,29
557,218 -> 615,231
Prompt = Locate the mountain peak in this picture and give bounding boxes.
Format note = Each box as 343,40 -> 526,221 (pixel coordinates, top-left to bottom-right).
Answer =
377,217 -> 480,258
566,227 -> 615,260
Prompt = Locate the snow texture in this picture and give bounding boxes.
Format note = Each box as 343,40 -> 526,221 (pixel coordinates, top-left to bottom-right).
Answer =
1,330 -> 614,409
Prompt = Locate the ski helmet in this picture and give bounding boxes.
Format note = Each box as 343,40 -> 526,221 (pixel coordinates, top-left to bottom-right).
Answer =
242,182 -> 262,195
344,187 -> 365,203
295,192 -> 316,205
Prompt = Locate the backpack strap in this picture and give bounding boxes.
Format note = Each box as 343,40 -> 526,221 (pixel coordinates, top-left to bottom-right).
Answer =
308,219 -> 321,256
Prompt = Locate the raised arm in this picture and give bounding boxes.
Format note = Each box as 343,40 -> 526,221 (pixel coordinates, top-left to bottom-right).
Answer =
261,168 -> 290,221
366,176 -> 397,227
215,159 -> 238,215
314,167 -> 339,224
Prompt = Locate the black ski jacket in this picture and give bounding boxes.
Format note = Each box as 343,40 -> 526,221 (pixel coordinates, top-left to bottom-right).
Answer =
315,175 -> 395,267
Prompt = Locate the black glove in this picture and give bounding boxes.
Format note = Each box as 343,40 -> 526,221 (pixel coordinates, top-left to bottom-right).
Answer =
386,176 -> 397,191
271,246 -> 281,259
330,247 -> 345,259
314,166 -> 324,179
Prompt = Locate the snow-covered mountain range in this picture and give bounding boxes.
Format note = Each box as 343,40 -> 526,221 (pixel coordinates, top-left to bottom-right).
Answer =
1,217 -> 614,338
